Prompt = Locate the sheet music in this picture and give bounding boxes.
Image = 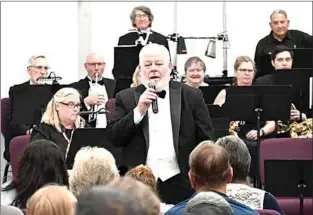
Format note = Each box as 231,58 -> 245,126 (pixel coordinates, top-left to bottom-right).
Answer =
309,77 -> 313,109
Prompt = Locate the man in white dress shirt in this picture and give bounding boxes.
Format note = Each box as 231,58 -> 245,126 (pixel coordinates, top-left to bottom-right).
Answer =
106,44 -> 214,204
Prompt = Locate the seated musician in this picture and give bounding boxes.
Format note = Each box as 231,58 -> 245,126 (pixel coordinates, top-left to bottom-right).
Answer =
30,87 -> 87,158
214,56 -> 276,179
255,45 -> 310,137
184,56 -> 209,88
4,55 -> 49,161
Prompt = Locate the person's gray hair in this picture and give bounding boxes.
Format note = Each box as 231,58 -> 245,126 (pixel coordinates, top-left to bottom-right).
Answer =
27,55 -> 46,67
184,56 -> 206,73
184,192 -> 232,215
139,43 -> 170,65
215,135 -> 251,181
270,9 -> 288,20
69,146 -> 119,197
130,6 -> 154,28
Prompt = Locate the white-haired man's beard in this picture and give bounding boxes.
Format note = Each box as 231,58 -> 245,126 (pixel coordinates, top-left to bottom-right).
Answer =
141,73 -> 171,91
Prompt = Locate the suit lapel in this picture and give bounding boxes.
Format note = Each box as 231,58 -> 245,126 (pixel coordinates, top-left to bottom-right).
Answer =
103,78 -> 115,98
134,85 -> 149,148
169,81 -> 181,157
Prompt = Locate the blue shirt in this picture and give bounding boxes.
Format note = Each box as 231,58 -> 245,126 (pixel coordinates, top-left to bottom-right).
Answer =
164,191 -> 259,215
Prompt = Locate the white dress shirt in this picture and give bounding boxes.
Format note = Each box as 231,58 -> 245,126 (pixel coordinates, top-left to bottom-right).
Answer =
134,85 -> 180,181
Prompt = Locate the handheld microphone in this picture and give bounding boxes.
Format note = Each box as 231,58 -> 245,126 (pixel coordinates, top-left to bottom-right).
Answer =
148,83 -> 158,114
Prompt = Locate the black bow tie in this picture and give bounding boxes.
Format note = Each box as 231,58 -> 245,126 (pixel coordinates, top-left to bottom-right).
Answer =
91,79 -> 104,86
156,90 -> 166,99
139,32 -> 147,40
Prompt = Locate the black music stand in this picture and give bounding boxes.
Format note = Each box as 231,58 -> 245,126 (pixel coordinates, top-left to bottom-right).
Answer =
256,68 -> 313,117
199,86 -> 228,104
265,160 -> 312,215
207,104 -> 229,139
11,84 -> 68,125
291,48 -> 313,69
66,128 -> 122,169
112,45 -> 142,79
222,85 -> 292,188
204,76 -> 234,86
113,77 -> 132,97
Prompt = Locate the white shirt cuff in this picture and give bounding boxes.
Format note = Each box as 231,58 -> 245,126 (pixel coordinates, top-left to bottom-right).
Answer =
133,106 -> 146,125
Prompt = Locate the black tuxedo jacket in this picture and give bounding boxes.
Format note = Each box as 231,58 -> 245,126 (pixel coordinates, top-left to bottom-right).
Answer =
118,31 -> 169,51
4,81 -> 31,161
106,81 -> 215,174
70,77 -> 116,127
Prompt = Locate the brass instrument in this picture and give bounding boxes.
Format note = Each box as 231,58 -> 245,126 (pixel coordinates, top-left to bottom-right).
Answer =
88,73 -> 100,122
229,121 -> 246,136
289,118 -> 312,138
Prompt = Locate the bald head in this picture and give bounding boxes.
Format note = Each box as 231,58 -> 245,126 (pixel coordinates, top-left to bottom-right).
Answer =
84,53 -> 106,80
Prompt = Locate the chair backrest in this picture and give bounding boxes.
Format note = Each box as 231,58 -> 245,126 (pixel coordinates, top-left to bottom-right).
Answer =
1,97 -> 10,137
0,205 -> 24,215
105,98 -> 116,122
9,135 -> 30,181
255,209 -> 281,215
259,138 -> 312,186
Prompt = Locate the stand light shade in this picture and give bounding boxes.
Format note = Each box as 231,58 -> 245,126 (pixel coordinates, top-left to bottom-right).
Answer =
177,36 -> 187,54
205,39 -> 216,58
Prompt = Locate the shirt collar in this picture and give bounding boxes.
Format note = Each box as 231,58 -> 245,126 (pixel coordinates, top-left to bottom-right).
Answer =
268,30 -> 292,43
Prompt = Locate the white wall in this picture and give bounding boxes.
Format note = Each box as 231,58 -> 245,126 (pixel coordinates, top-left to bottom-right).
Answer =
1,2 -> 78,98
90,1 -> 312,78
1,1 -> 312,97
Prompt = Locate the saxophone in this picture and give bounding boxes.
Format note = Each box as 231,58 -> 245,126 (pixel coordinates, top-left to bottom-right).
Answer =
289,118 -> 312,138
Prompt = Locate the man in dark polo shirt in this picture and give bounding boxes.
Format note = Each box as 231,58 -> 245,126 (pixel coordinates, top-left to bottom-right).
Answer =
254,9 -> 312,77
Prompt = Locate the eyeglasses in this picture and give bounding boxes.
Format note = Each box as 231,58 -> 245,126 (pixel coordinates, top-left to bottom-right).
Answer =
86,62 -> 105,68
135,14 -> 148,19
60,102 -> 81,109
30,66 -> 50,70
237,68 -> 254,73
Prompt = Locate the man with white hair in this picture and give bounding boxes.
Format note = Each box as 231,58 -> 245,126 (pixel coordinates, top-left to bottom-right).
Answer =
5,55 -> 49,161
106,43 -> 214,204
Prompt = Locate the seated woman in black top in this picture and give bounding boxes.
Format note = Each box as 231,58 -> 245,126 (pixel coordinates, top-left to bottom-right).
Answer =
30,87 -> 86,158
214,56 -> 276,139
214,56 -> 276,178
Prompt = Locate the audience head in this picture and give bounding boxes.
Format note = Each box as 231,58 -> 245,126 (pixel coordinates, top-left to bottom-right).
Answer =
130,5 -> 154,30
216,135 -> 251,182
184,56 -> 207,88
184,191 -> 232,215
130,66 -> 142,87
125,165 -> 158,195
271,45 -> 294,70
69,146 -> 119,197
76,186 -> 145,215
188,140 -> 232,192
233,56 -> 256,86
2,140 -> 68,208
269,10 -> 289,38
41,87 -> 83,132
84,53 -> 105,81
27,55 -> 49,84
108,177 -> 161,215
28,185 -> 76,215
139,43 -> 172,91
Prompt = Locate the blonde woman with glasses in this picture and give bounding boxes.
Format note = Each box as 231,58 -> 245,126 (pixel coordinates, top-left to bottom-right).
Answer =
30,87 -> 86,158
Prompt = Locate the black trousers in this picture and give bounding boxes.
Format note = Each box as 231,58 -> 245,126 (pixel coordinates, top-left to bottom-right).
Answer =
157,173 -> 194,205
